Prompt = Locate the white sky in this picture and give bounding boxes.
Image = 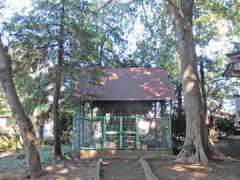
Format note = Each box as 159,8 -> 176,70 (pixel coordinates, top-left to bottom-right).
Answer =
3,0 -> 32,19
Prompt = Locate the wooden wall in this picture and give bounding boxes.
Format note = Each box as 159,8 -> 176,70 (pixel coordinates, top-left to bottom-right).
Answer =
92,101 -> 155,116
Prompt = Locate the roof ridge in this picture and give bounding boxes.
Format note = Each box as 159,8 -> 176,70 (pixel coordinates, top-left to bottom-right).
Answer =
104,67 -> 166,69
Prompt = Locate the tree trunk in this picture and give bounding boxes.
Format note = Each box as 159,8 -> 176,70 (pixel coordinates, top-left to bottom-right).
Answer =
52,70 -> 62,160
39,121 -> 44,141
176,16 -> 208,163
199,57 -> 207,122
0,37 -> 42,177
164,0 -> 221,163
52,2 -> 65,160
176,83 -> 183,121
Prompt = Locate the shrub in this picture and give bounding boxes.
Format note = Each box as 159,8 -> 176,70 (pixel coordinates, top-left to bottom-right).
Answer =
215,117 -> 237,136
0,127 -> 22,151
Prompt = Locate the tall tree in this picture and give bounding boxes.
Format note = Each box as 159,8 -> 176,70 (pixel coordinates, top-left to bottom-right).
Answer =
0,36 -> 42,177
164,0 -> 220,163
4,0 -> 123,159
52,0 -> 65,160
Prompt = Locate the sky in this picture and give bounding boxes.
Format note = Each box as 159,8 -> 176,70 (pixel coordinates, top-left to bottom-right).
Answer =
3,0 -> 32,18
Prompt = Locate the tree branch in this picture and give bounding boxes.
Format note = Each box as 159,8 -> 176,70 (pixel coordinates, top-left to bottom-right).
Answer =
0,35 -> 11,74
163,0 -> 184,28
164,0 -> 193,39
94,0 -> 114,14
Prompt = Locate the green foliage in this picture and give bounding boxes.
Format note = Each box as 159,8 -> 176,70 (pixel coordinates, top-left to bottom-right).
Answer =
0,95 -> 8,115
0,144 -> 71,171
2,0 -> 126,116
33,104 -> 51,118
215,116 -> 237,136
0,127 -> 21,151
192,0 -> 240,122
0,86 -> 10,116
59,97 -> 73,143
1,0 -> 240,143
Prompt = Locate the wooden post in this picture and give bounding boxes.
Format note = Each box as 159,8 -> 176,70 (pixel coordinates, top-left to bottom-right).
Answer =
160,101 -> 166,149
160,101 -> 166,117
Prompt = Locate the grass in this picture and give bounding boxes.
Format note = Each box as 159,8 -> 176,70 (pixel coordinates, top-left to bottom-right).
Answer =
39,144 -> 72,164
0,154 -> 26,171
0,144 -> 72,171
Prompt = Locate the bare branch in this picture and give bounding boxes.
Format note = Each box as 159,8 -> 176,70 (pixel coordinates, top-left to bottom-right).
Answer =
94,0 -> 114,14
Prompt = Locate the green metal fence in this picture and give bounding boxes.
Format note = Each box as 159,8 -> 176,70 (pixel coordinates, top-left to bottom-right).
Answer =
72,115 -> 172,150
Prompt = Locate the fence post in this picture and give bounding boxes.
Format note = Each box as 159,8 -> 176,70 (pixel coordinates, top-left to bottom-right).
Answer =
72,111 -> 77,150
136,116 -> 140,149
103,117 -> 107,149
119,117 -> 123,149
169,114 -> 172,149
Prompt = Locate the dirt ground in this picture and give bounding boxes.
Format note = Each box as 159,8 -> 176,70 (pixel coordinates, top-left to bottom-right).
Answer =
145,139 -> 240,180
0,157 -> 99,180
0,139 -> 240,180
39,159 -> 98,180
215,139 -> 240,159
148,156 -> 240,180
101,159 -> 145,180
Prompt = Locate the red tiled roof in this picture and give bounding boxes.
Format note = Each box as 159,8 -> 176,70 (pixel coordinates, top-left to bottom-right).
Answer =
73,68 -> 175,101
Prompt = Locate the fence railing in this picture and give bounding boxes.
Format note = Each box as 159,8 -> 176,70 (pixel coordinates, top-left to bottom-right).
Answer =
72,115 -> 172,150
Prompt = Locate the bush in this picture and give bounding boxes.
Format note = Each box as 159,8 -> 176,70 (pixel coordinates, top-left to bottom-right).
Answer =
61,130 -> 72,144
215,117 -> 237,137
0,127 -> 22,151
43,137 -> 54,145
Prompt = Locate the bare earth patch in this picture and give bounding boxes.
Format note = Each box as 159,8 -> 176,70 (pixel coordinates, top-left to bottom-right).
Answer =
147,156 -> 240,180
1,140 -> 240,180
0,148 -> 100,180
101,159 -> 145,180
39,159 -> 98,180
0,158 -> 99,180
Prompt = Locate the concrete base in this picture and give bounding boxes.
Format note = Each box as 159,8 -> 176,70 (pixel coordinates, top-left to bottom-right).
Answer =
139,158 -> 158,180
78,149 -> 173,159
95,159 -> 102,180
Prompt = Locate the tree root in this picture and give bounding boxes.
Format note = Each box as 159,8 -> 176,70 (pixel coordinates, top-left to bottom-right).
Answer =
176,139 -> 229,164
21,169 -> 47,180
